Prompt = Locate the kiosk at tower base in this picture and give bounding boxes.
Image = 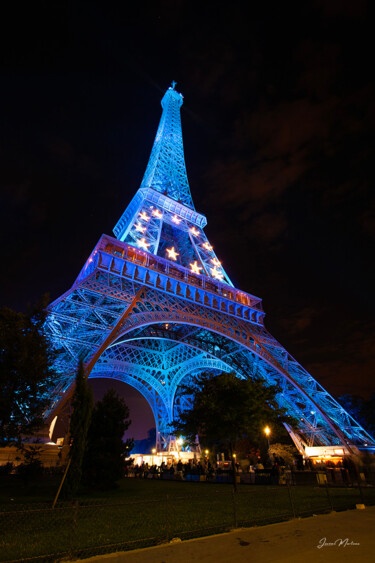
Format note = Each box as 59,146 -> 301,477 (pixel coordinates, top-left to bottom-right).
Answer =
44,83 -> 375,460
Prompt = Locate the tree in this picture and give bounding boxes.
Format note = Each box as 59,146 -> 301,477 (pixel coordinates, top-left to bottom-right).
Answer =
16,445 -> 43,487
63,361 -> 93,498
0,300 -> 56,446
172,372 -> 296,489
82,389 -> 133,489
269,443 -> 298,466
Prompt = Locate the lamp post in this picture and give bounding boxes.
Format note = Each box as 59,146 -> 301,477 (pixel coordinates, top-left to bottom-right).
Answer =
264,426 -> 271,464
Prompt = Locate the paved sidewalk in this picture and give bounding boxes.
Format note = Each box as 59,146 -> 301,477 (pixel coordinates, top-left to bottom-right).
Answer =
83,505 -> 375,563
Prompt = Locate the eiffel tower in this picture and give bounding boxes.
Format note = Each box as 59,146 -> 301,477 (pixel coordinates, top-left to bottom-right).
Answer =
45,83 -> 374,458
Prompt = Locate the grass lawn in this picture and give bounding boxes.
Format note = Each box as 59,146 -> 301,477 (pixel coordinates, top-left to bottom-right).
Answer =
1,476 -> 374,562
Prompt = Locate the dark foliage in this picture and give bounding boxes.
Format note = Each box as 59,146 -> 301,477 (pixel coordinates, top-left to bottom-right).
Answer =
16,445 -> 43,486
0,462 -> 14,475
63,361 -> 93,498
173,372 -> 296,454
83,389 -> 133,489
0,298 -> 56,446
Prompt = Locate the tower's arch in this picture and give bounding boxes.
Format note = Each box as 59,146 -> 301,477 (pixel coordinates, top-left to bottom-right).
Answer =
82,316 -> 369,456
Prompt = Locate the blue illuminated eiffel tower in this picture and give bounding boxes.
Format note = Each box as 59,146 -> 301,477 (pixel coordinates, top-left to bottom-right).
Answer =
45,83 -> 374,456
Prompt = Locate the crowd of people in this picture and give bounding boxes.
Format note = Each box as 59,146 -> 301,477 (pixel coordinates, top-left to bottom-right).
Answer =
124,453 -> 372,486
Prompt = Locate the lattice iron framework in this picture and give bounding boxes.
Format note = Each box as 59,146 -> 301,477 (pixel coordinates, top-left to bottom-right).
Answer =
44,83 -> 375,456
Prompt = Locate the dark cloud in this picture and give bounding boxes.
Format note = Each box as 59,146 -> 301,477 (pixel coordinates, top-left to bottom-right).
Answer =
245,211 -> 287,245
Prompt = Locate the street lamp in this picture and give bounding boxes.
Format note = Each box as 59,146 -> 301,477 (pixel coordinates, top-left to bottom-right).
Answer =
264,426 -> 271,461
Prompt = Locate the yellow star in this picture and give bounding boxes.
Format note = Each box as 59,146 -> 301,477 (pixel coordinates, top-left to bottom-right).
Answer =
172,214 -> 181,224
134,222 -> 146,233
190,261 -> 202,275
190,227 -> 199,236
138,238 -> 150,250
139,211 -> 149,221
210,266 -> 224,280
203,241 -> 212,251
166,247 -> 179,261
211,257 -> 221,267
152,209 -> 163,219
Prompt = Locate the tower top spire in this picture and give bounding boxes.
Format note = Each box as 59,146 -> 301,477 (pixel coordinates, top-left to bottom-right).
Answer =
140,84 -> 194,210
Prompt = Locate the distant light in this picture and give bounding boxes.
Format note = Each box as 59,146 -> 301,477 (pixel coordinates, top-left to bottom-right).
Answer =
138,238 -> 150,250
190,227 -> 199,236
177,437 -> 183,445
152,209 -> 163,219
172,214 -> 181,224
264,426 -> 271,437
203,242 -> 213,251
210,266 -> 224,281
135,222 -> 146,233
211,257 -> 221,267
190,261 -> 202,275
139,211 -> 149,221
166,246 -> 179,261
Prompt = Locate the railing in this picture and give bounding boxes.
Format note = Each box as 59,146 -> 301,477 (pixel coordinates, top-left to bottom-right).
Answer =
99,235 -> 263,312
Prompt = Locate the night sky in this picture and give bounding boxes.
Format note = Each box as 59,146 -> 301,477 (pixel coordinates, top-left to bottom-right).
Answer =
1,2 -> 374,439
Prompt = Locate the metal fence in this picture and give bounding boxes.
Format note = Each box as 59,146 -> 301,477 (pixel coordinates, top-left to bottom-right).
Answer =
1,483 -> 374,562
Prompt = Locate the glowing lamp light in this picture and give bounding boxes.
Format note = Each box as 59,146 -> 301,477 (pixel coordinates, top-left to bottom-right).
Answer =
139,211 -> 149,221
166,246 -> 179,261
190,227 -> 199,236
152,209 -> 163,219
152,448 -> 156,454
138,238 -> 150,250
211,257 -> 221,267
203,242 -> 212,251
190,261 -> 203,275
135,222 -> 146,233
172,214 -> 181,224
177,437 -> 184,446
264,426 -> 271,437
210,266 -> 224,280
